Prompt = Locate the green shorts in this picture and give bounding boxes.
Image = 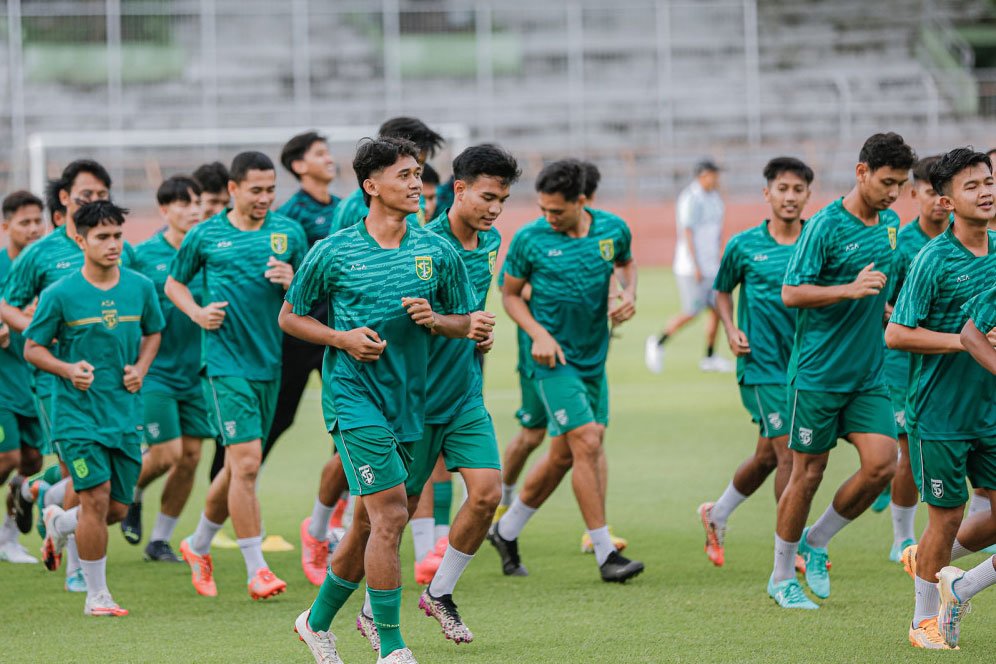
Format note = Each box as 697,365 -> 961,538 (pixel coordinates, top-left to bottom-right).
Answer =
405,405 -> 501,496
143,390 -> 217,445
333,425 -> 414,496
535,371 -> 609,437
515,374 -> 548,430
789,387 -> 896,454
203,376 -> 278,446
55,437 -> 142,505
909,433 -> 996,508
739,384 -> 790,438
888,384 -> 908,434
0,407 -> 46,454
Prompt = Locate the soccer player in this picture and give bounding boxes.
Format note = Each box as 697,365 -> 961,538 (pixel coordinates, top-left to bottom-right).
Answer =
885,147 -> 996,649
420,162 -> 441,221
878,155 -> 948,562
489,159 -> 643,583
0,190 -> 46,563
192,161 -> 231,219
645,159 -> 731,373
698,157 -> 812,567
28,200 -> 163,616
44,177 -> 67,227
120,176 -> 217,561
166,151 -> 306,600
766,132 -> 913,610
282,136 -> 477,664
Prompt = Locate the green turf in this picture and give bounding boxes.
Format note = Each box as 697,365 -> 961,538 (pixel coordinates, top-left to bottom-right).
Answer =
4,268 -> 993,663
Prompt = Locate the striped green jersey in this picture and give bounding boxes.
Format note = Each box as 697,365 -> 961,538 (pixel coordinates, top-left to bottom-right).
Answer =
329,187 -> 425,235
170,211 -> 307,381
277,188 -> 342,247
891,226 -> 996,439
963,284 -> 996,334
286,220 -> 476,442
713,220 -> 799,386
133,232 -> 204,396
0,248 -> 34,415
501,209 -> 633,379
783,198 -> 900,392
24,269 -> 164,446
423,209 -> 500,423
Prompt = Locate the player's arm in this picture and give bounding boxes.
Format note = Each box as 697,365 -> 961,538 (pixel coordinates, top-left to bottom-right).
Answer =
0,300 -> 33,333
677,194 -> 703,281
278,302 -> 386,362
123,332 -> 162,393
716,291 -> 750,356
503,273 -> 564,368
24,340 -> 95,391
960,319 -> 996,374
401,297 -> 471,339
884,322 -> 961,354
165,276 -> 228,330
608,259 -> 637,325
782,262 -> 887,308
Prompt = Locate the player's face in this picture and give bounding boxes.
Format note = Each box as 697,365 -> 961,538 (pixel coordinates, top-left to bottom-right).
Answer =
455,175 -> 511,232
538,191 -> 586,233
911,181 -> 947,225
201,191 -> 230,219
698,170 -> 719,191
161,191 -> 203,235
940,163 -> 996,225
76,222 -> 123,268
857,165 -> 908,211
422,187 -> 438,220
2,204 -> 45,251
229,169 -> 276,223
62,172 -> 110,222
296,141 -> 336,185
763,172 -> 810,224
365,155 -> 422,215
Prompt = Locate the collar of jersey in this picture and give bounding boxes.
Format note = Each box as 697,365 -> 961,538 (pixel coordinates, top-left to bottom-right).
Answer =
357,216 -> 410,249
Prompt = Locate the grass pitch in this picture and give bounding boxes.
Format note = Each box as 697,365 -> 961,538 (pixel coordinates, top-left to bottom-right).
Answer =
4,268 -> 994,663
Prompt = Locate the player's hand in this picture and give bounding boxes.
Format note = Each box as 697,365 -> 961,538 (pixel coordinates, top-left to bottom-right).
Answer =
694,266 -> 703,283
0,323 -> 9,350
195,301 -> 228,330
986,326 -> 996,347
608,290 -> 636,325
402,297 -> 437,329
68,360 -> 95,391
467,311 -> 495,342
476,331 -> 495,354
849,262 -> 887,299
727,328 -> 751,357
265,256 -> 295,289
531,330 -> 566,368
23,299 -> 37,317
341,327 -> 387,362
122,364 -> 145,393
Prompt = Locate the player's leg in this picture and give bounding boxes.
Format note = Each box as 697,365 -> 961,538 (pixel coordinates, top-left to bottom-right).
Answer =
261,332 -> 320,465
75,481 -> 123,615
411,473 -> 437,582
302,451 -> 348,586
431,460 -> 453,543
889,432 -> 919,561
498,374 -> 548,518
145,434 -> 202,561
645,274 -> 701,373
122,436 -> 179,545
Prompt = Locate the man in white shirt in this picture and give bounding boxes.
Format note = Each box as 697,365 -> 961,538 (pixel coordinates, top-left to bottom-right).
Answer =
646,160 -> 731,373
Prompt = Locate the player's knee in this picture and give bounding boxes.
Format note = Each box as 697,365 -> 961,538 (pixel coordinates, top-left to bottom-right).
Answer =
106,501 -> 129,524
469,482 -> 501,515
370,501 -> 409,534
522,428 -> 545,451
567,427 -> 601,461
867,456 -> 896,486
177,445 -> 201,472
755,444 -> 778,471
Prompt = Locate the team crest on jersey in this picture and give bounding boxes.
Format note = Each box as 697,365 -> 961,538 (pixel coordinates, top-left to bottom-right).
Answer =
102,309 -> 118,329
488,250 -> 498,275
798,427 -> 813,446
270,232 -> 288,255
599,239 -> 615,261
73,458 -> 89,479
415,255 -> 433,281
359,464 -> 376,486
888,227 -> 897,250
931,479 -> 944,499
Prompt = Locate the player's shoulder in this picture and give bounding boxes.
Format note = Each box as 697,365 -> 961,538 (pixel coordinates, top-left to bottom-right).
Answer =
511,217 -> 550,241
120,266 -> 156,289
267,211 -> 306,235
277,189 -> 307,213
590,207 -> 631,234
730,221 -> 767,247
134,231 -> 166,255
16,228 -> 60,262
898,219 -> 924,240
480,224 -> 502,250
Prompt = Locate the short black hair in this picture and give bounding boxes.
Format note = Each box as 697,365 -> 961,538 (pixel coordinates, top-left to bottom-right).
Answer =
229,151 -> 275,184
535,159 -> 586,201
421,162 -> 440,186
858,133 -> 916,172
912,155 -> 942,184
928,147 -> 993,197
581,161 -> 601,198
3,190 -> 44,220
378,117 -> 444,159
44,178 -> 66,223
353,137 -> 421,206
453,144 -> 522,188
763,157 -> 814,185
280,131 -> 327,179
157,175 -> 202,206
60,159 -> 111,195
74,200 -> 128,236
192,162 -> 229,194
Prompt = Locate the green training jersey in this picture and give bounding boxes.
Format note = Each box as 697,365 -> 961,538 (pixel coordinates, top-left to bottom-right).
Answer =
170,211 -> 307,382
133,232 -> 204,396
277,189 -> 342,247
783,198 -> 900,392
501,208 -> 633,380
329,187 -> 424,235
963,284 -> 996,334
883,219 -> 938,392
423,209 -> 500,423
286,219 -> 475,442
891,226 -> 996,439
713,220 -> 799,386
24,269 -> 164,446
496,264 -> 535,379
0,248 -> 35,415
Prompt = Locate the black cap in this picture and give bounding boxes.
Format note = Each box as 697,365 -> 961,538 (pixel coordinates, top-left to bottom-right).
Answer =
694,159 -> 721,174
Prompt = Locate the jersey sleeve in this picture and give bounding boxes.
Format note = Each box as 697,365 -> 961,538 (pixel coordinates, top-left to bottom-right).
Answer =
501,231 -> 532,281
614,218 -> 634,265
783,219 -> 828,286
288,225 -> 308,270
121,241 -> 138,268
676,191 -> 700,230
286,241 -> 333,316
436,242 -> 476,315
23,287 -> 63,348
713,235 -> 744,292
890,249 -> 937,329
2,249 -> 41,307
141,279 -> 166,334
169,225 -> 205,285
963,286 -> 996,334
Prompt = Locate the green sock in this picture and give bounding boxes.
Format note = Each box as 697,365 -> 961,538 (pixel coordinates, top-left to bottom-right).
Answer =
41,464 -> 63,485
308,570 -> 358,633
433,481 -> 452,526
368,586 -> 405,656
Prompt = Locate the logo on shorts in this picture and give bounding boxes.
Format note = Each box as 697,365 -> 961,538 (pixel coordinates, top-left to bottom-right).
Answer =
599,239 -> 615,261
554,409 -> 569,426
73,458 -> 89,479
488,250 -> 498,275
102,309 -> 118,329
895,410 -> 906,429
768,412 -> 783,431
415,256 -> 433,281
270,232 -> 288,255
931,479 -> 944,499
224,420 -> 237,438
798,427 -> 813,447
521,412 -> 532,424
358,464 -> 375,486
888,227 -> 897,250
147,422 -> 160,439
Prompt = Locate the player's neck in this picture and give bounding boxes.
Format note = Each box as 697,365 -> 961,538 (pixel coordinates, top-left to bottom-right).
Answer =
842,187 -> 879,225
5,244 -> 21,261
564,208 -> 592,239
64,216 -> 78,238
365,205 -> 408,248
447,208 -> 479,250
163,225 -> 186,249
918,216 -> 947,239
82,261 -> 120,289
952,216 -> 990,256
768,217 -> 801,244
300,177 -> 331,204
227,208 -> 265,232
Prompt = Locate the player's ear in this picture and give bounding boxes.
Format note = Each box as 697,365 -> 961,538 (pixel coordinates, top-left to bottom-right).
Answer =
227,179 -> 238,199
855,162 -> 869,182
938,193 -> 955,212
362,177 -> 378,200
453,179 -> 466,198
762,186 -> 771,204
292,159 -> 308,178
